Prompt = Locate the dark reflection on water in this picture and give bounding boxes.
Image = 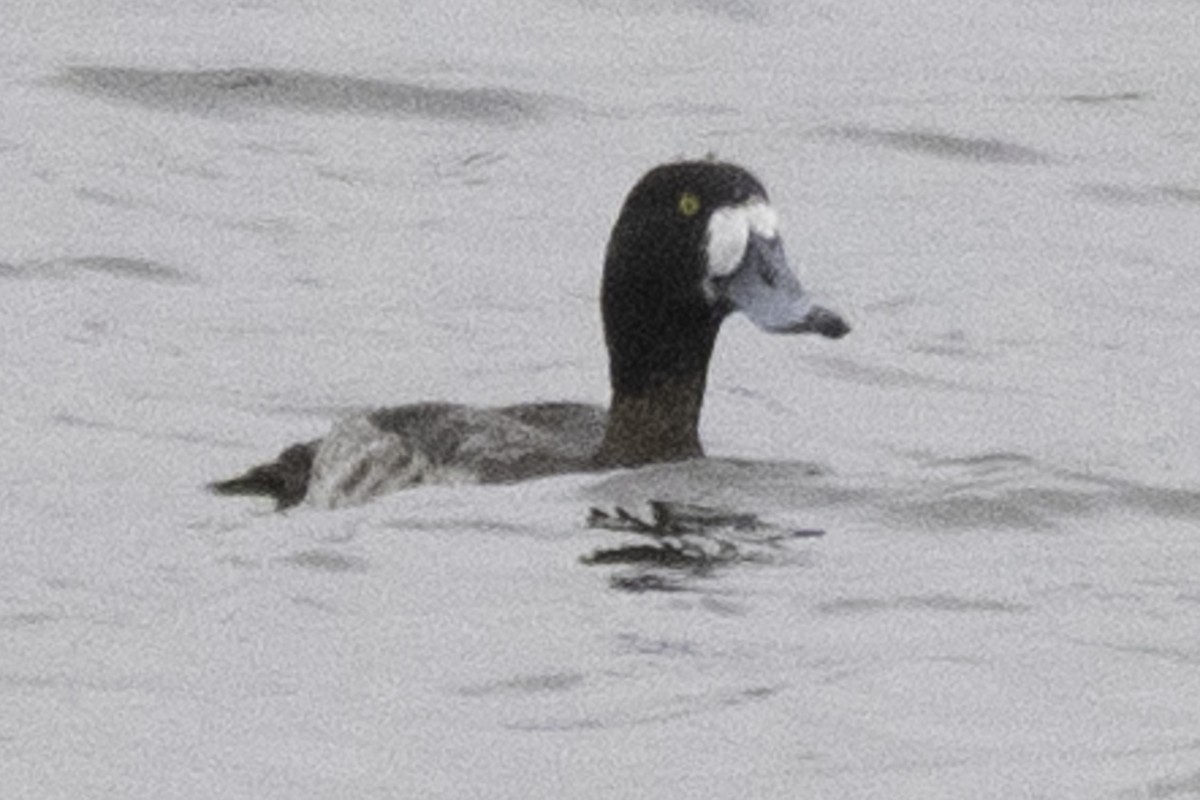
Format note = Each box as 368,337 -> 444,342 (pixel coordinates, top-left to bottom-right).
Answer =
584,453 -> 1200,533
457,671 -> 586,697
1062,91 -> 1147,105
825,126 -> 1054,165
817,595 -> 1032,615
893,457 -> 1200,532
1078,183 -> 1200,208
0,256 -> 195,284
53,66 -> 553,124
277,549 -> 368,573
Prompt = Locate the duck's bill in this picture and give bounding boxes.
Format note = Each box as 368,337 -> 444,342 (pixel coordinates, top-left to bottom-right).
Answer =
722,233 -> 850,339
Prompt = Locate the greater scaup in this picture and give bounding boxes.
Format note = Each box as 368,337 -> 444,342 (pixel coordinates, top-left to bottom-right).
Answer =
212,160 -> 849,509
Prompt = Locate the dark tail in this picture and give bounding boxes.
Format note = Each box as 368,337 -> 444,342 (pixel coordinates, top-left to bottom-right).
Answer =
209,441 -> 319,510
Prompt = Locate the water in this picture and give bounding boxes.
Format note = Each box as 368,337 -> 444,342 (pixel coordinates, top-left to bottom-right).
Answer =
2,1 -> 1200,797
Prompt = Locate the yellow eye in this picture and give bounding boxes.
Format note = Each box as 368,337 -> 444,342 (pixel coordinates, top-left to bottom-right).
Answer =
677,191 -> 701,217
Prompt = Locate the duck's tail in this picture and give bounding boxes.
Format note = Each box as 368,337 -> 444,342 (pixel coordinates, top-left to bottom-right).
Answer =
209,441 -> 319,510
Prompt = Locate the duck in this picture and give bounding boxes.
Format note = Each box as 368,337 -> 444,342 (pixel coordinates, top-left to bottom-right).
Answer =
211,159 -> 850,509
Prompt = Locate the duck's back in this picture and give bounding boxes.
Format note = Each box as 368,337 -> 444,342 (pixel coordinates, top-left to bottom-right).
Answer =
306,401 -> 607,508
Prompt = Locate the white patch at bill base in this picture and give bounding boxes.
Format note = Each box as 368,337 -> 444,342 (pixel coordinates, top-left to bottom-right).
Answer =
704,200 -> 780,278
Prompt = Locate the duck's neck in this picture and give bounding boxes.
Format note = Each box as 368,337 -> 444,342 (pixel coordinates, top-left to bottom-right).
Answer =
594,369 -> 709,467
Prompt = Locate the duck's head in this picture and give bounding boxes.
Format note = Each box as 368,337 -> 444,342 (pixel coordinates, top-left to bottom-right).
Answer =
602,160 -> 849,396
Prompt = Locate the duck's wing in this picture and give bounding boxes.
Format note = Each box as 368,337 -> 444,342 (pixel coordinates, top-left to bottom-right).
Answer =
493,402 -> 607,457
208,440 -> 319,510
495,401 -> 607,433
305,402 -> 608,506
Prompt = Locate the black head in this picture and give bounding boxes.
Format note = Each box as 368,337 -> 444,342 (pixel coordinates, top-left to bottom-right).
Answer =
601,160 -> 847,396
602,161 -> 764,394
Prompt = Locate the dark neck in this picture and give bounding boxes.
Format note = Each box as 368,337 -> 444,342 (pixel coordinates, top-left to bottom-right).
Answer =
593,369 -> 709,467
